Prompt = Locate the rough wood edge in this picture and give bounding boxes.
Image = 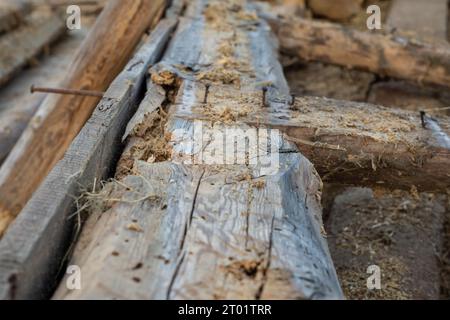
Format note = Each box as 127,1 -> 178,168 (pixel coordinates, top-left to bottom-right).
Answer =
0,18 -> 177,300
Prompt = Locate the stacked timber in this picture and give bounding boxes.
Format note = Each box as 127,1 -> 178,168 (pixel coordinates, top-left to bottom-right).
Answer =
0,12 -> 176,300
51,0 -> 343,299
0,0 -> 448,301
0,0 -> 166,238
276,16 -> 450,88
0,6 -> 66,88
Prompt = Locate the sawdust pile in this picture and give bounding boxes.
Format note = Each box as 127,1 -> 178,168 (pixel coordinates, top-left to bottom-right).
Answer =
197,0 -> 256,86
116,108 -> 172,179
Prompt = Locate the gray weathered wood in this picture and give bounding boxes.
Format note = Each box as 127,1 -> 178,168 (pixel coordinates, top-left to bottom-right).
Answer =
54,0 -> 343,300
0,0 -> 31,34
0,8 -> 66,88
0,14 -> 95,165
0,18 -> 177,300
175,91 -> 450,192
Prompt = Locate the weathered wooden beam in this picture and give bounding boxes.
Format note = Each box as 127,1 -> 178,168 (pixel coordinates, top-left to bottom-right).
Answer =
368,0 -> 450,113
276,17 -> 450,88
0,0 -> 31,34
0,8 -> 65,88
0,0 -> 167,237
175,92 -> 450,192
0,18 -> 177,300
54,0 -> 343,300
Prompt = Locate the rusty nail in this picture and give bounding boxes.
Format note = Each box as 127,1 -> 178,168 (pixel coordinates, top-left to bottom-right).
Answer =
420,110 -> 427,129
290,94 -> 296,106
262,87 -> 268,107
203,83 -> 210,104
30,85 -> 104,98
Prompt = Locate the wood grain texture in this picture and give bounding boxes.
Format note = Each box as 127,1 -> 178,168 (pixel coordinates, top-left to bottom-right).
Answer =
0,7 -> 65,88
176,91 -> 450,191
0,18 -> 177,300
54,0 -> 343,300
0,0 -> 166,237
277,17 -> 450,88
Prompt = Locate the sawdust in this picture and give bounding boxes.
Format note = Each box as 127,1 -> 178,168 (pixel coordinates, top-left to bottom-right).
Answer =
116,108 -> 172,179
127,222 -> 143,232
197,68 -> 241,86
252,180 -> 266,189
198,103 -> 252,125
225,259 -> 263,280
151,70 -> 177,86
197,0 -> 256,86
289,96 -> 420,145
338,257 -> 411,300
326,186 -> 447,299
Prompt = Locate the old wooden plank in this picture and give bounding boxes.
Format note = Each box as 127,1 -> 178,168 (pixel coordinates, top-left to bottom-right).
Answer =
174,91 -> 450,192
0,15 -> 95,165
0,18 -> 177,300
0,7 -> 66,88
54,0 -> 343,300
277,17 -> 450,88
0,0 -> 166,237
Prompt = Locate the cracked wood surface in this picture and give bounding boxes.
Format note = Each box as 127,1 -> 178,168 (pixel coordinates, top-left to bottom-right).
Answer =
176,90 -> 450,191
0,14 -> 95,165
54,0 -> 342,300
0,18 -> 176,300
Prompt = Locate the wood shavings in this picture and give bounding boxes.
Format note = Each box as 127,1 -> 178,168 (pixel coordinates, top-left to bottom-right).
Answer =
127,222 -> 143,232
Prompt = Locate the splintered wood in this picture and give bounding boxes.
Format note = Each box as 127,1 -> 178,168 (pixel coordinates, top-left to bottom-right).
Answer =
55,0 -> 343,300
178,93 -> 450,191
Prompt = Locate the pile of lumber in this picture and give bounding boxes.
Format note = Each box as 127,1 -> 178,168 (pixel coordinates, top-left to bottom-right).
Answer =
0,2 -> 65,87
0,0 -> 448,300
0,0 -> 166,237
